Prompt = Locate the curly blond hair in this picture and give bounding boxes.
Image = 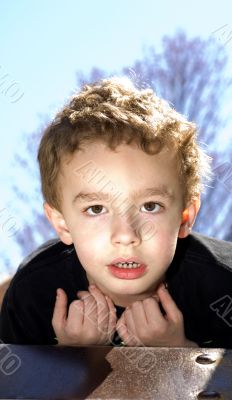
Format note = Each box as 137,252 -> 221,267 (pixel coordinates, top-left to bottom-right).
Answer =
38,76 -> 212,212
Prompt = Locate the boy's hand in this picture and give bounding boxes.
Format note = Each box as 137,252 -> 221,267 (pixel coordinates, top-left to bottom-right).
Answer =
52,285 -> 117,346
116,283 -> 198,347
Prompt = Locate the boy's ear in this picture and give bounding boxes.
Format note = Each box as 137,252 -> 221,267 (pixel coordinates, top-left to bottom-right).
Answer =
43,202 -> 73,245
178,195 -> 201,239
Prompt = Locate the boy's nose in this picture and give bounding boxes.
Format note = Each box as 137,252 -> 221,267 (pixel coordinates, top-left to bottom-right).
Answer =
110,215 -> 142,246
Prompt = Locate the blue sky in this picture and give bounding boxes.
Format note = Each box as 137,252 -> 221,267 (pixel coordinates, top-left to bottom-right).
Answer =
1,0 -> 232,280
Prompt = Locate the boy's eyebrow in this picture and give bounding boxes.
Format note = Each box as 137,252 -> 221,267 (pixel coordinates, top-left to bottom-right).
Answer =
72,186 -> 174,204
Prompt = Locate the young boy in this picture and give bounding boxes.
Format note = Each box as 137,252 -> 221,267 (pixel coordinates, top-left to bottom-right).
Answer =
1,77 -> 232,348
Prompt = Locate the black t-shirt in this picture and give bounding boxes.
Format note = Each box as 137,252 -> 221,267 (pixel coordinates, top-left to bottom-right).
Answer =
1,232 -> 232,348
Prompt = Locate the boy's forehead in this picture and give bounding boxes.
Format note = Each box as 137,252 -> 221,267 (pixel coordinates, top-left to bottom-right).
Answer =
62,140 -> 176,164
60,142 -> 180,181
59,143 -> 183,201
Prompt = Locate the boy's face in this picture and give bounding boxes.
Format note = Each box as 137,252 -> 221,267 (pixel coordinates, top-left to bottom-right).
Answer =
46,141 -> 197,306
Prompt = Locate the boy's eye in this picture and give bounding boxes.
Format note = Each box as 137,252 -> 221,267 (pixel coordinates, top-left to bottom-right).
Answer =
84,205 -> 105,216
141,202 -> 162,213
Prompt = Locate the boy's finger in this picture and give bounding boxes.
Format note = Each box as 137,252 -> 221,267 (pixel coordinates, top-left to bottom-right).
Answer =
77,291 -> 92,300
66,299 -> 84,329
116,314 -> 128,342
123,307 -> 138,338
130,300 -> 148,326
156,284 -> 183,323
52,288 -> 68,332
105,295 -> 117,337
141,297 -> 165,327
117,313 -> 138,346
82,295 -> 98,328
88,286 -> 109,326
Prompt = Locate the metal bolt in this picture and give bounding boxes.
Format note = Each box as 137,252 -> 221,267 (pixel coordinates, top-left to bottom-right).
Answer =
197,390 -> 222,399
195,354 -> 217,365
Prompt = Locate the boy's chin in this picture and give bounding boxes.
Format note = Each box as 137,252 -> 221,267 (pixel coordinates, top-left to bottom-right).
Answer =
108,290 -> 159,308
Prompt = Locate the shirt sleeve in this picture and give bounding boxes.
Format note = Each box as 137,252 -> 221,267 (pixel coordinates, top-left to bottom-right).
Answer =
0,278 -> 57,345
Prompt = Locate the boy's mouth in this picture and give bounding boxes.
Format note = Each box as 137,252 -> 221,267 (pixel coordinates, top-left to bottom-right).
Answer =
112,261 -> 142,269
107,257 -> 147,279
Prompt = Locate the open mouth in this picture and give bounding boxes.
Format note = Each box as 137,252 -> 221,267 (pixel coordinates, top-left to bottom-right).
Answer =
108,263 -> 147,279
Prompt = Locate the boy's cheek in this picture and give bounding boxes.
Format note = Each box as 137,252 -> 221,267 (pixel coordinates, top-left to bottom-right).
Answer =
72,234 -> 108,266
70,228 -> 105,247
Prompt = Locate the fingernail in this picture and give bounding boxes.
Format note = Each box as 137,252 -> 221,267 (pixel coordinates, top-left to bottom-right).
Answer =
152,294 -> 159,301
89,284 -> 96,289
75,301 -> 83,307
162,282 -> 168,290
56,289 -> 61,297
77,291 -> 91,299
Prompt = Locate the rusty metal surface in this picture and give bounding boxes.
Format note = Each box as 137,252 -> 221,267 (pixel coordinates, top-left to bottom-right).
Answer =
0,345 -> 231,399
88,347 -> 232,400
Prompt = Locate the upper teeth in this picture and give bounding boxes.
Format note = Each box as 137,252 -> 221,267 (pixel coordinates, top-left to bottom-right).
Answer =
114,262 -> 141,269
